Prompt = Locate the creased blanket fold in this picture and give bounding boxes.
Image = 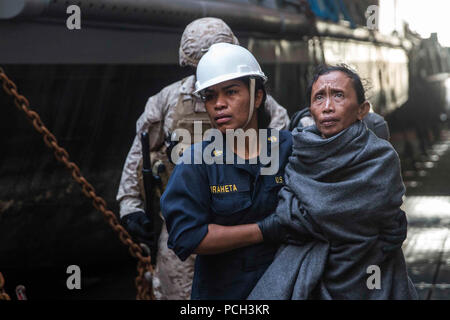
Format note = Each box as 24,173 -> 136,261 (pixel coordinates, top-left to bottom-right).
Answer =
248,121 -> 418,300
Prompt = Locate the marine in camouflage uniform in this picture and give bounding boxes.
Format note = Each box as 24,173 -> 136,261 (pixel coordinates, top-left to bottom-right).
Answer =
116,17 -> 290,300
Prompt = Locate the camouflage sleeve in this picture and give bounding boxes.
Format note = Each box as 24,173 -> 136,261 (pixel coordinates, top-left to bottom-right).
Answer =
116,133 -> 147,217
265,94 -> 291,130
299,115 -> 315,128
116,83 -> 179,218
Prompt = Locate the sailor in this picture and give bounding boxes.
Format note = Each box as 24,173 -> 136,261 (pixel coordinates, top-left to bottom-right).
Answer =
116,18 -> 290,300
160,43 -> 293,299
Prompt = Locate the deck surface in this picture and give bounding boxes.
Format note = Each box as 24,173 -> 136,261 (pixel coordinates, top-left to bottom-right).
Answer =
402,130 -> 450,300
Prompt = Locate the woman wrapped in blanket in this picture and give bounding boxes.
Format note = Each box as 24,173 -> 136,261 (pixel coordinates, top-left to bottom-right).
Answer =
250,65 -> 418,300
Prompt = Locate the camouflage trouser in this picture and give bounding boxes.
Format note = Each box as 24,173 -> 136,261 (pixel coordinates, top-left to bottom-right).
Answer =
152,219 -> 196,300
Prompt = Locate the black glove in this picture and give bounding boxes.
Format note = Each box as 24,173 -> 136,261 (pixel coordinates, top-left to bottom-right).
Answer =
380,212 -> 407,253
257,214 -> 287,243
121,211 -> 156,250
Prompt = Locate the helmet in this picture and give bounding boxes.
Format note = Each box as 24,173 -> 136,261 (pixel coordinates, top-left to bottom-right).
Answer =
194,43 -> 267,128
179,17 -> 239,68
194,43 -> 267,94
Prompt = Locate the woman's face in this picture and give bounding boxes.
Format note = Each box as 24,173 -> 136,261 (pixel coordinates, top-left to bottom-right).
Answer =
202,79 -> 262,133
309,71 -> 369,138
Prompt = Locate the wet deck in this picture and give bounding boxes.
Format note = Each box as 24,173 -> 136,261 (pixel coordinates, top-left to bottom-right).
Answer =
401,130 -> 450,300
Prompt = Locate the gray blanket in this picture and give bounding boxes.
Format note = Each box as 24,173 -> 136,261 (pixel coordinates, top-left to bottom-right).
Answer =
248,121 -> 418,300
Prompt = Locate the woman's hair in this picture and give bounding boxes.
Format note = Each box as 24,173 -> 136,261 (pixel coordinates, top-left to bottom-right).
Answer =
238,76 -> 271,129
305,64 -> 366,107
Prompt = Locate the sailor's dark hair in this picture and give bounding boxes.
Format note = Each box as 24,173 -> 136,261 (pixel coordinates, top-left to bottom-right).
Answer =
306,64 -> 366,107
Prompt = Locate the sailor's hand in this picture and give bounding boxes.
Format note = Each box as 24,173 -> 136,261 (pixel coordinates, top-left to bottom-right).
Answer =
121,211 -> 156,250
257,214 -> 288,244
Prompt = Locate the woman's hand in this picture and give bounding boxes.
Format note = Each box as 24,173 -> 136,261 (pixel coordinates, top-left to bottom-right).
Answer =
194,223 -> 263,255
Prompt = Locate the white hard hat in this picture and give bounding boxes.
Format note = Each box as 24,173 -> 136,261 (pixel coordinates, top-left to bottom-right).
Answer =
194,43 -> 267,94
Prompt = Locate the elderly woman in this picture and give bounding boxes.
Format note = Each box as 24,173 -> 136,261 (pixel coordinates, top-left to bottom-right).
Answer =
160,43 -> 292,299
250,65 -> 418,300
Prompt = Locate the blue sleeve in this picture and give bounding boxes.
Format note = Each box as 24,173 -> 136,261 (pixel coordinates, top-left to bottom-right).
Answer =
160,153 -> 210,261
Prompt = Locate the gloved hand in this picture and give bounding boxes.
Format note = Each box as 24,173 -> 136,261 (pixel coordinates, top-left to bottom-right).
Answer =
121,211 -> 156,251
380,212 -> 407,253
257,214 -> 288,244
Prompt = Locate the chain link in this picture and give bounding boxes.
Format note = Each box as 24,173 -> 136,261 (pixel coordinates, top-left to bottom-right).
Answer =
0,67 -> 154,300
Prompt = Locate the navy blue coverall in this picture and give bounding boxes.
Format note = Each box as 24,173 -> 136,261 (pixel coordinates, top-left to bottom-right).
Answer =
161,129 -> 292,299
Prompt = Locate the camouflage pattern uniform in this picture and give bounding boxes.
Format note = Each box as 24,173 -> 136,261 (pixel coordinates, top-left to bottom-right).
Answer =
116,17 -> 290,300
